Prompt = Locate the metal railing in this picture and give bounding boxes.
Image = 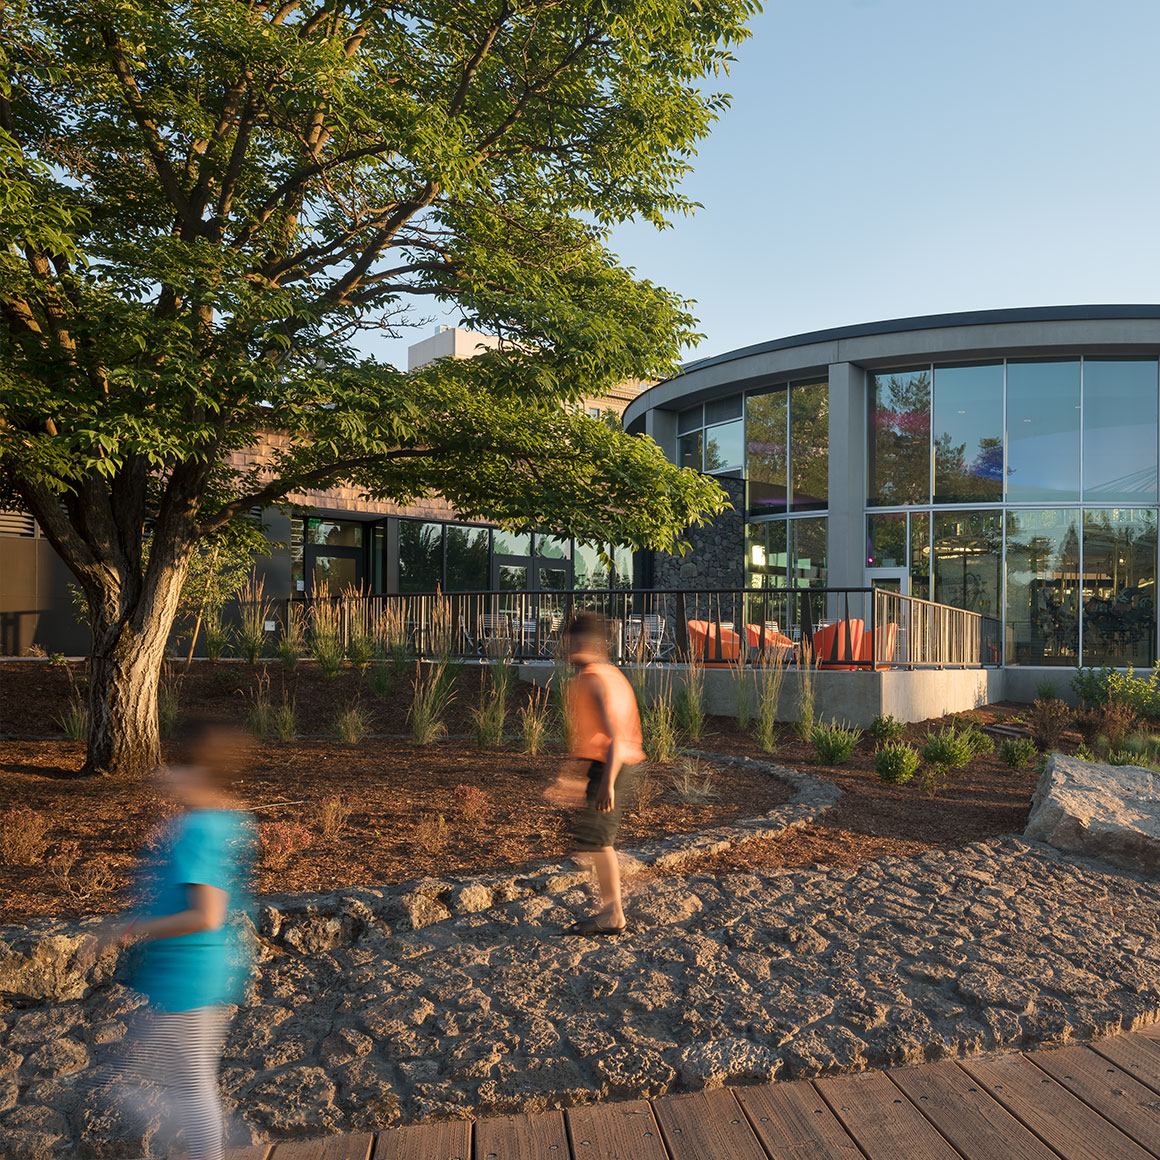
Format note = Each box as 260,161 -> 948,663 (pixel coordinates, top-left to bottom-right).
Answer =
254,586 -> 1001,669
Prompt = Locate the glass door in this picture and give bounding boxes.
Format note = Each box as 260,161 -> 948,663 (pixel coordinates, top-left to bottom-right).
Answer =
865,566 -> 909,595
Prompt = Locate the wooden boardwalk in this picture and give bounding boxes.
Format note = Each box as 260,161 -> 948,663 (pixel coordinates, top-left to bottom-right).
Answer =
222,1029 -> 1160,1159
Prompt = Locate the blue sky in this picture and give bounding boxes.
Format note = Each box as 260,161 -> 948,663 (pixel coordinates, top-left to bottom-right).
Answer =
377,0 -> 1160,367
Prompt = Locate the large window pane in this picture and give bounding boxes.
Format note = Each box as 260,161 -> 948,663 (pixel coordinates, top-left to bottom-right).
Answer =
1083,360 -> 1158,503
611,545 -> 635,588
1082,508 -> 1157,668
398,520 -> 443,592
445,524 -> 489,591
573,542 -> 610,589
493,529 -> 531,556
910,512 -> 930,601
867,513 -> 906,568
790,518 -> 826,587
790,380 -> 828,510
307,517 -> 364,547
868,369 -> 931,506
1005,509 -> 1080,666
933,362 -> 1004,504
705,419 -> 744,472
746,390 -> 788,516
933,511 -> 1002,617
498,565 -> 527,591
1006,360 -> 1081,503
536,535 -> 571,559
678,432 -> 703,472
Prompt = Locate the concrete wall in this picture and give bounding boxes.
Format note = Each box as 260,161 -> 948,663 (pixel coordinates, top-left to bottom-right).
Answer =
825,362 -> 866,589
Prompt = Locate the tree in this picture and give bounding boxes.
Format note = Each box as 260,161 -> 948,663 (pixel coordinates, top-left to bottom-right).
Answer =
0,0 -> 750,776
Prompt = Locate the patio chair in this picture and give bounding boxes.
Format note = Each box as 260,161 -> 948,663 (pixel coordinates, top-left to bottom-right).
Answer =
856,622 -> 898,670
687,618 -> 742,664
813,619 -> 865,670
626,614 -> 671,660
743,622 -> 798,662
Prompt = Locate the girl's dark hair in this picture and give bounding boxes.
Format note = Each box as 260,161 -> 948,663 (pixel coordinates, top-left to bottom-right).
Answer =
565,611 -> 609,643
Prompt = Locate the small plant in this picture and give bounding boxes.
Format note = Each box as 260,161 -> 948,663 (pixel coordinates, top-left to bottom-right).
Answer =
729,652 -> 752,732
409,661 -> 457,745
373,602 -> 412,674
365,663 -> 394,697
48,652 -> 67,667
276,606 -> 306,672
46,839 -> 117,902
1074,742 -> 1096,761
669,758 -> 718,803
519,687 -> 552,756
471,662 -> 514,750
812,718 -> 863,765
203,607 -> 233,661
412,812 -> 449,856
869,714 -> 905,743
333,701 -> 371,745
310,600 -> 346,678
794,648 -> 819,741
633,772 -> 660,818
271,696 -> 297,741
314,795 -> 352,839
1076,700 -> 1139,748
1000,737 -> 1039,770
1036,679 -> 1060,700
875,741 -> 920,785
0,807 -> 52,865
246,669 -> 274,738
949,717 -> 994,757
259,821 -> 313,871
1027,697 -> 1073,751
675,651 -> 706,744
56,688 -> 89,741
918,724 -> 974,793
236,574 -> 273,663
158,664 -> 182,738
452,784 -> 492,827
754,645 -> 788,754
344,589 -> 374,669
640,675 -> 679,763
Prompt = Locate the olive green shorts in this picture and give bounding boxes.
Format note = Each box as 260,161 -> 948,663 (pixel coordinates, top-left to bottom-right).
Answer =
571,761 -> 643,852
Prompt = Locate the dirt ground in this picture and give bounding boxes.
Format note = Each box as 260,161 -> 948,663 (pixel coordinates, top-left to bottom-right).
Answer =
0,660 -> 1049,920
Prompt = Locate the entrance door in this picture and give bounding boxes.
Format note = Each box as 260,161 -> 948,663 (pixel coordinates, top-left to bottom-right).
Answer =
865,567 -> 909,666
309,547 -> 363,596
865,567 -> 909,595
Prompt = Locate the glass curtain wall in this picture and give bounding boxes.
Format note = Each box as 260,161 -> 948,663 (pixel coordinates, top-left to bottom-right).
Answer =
932,363 -> 1003,504
932,511 -> 1002,618
1005,509 -> 1080,665
867,369 -> 930,505
1006,360 -> 1081,502
744,518 -> 825,589
1081,509 -> 1157,668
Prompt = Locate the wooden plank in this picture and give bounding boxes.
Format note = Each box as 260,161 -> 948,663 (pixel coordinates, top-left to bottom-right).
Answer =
473,1110 -> 569,1160
271,1134 -> 374,1160
371,1121 -> 471,1160
566,1100 -> 669,1159
814,1070 -> 960,1160
227,1149 -> 274,1160
650,1089 -> 768,1160
1028,1045 -> 1160,1156
889,1060 -> 1058,1160
1137,1025 -> 1160,1043
962,1052 -> 1155,1160
1092,1034 -> 1160,1098
734,1081 -> 863,1159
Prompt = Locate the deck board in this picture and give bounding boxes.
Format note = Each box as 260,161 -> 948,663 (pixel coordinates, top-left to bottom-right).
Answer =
888,1059 -> 1058,1160
271,1134 -> 374,1160
1027,1045 -> 1160,1157
1093,1034 -> 1160,1098
734,1080 -> 863,1159
650,1089 -> 768,1160
814,1070 -> 960,1160
565,1100 -> 669,1160
370,1120 -> 471,1160
962,1052 -> 1155,1160
473,1110 -> 570,1160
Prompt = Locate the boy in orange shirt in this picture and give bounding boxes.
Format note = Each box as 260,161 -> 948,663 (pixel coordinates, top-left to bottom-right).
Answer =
556,612 -> 646,936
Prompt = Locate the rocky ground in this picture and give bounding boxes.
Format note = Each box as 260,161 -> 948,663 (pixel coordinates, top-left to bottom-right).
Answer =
5,828 -> 1160,1158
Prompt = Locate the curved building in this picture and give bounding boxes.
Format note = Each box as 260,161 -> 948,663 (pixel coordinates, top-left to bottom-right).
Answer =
625,306 -> 1160,674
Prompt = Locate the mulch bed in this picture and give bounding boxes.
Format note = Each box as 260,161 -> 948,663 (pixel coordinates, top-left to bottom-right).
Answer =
0,660 -> 1055,920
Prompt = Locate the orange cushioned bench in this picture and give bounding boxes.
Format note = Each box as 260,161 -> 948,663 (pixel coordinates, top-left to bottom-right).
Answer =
687,619 -> 743,664
812,619 -> 865,670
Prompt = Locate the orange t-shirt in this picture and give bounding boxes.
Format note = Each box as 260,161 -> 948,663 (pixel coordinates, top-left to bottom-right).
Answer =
568,662 -> 646,766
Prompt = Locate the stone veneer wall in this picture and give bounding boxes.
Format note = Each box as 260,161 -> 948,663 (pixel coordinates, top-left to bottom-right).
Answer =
650,475 -> 744,589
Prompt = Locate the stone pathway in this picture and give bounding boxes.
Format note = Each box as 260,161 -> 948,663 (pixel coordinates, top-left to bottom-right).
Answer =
5,833 -> 1160,1157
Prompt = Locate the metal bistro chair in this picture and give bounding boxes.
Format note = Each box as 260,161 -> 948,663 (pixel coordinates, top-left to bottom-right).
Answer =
625,613 -> 672,660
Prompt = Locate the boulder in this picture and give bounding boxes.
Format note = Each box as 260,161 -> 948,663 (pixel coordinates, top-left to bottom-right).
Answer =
1025,754 -> 1160,876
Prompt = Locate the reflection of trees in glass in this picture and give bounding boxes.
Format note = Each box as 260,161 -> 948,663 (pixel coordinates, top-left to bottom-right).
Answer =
869,372 -> 930,505
790,518 -> 827,587
934,433 -> 1003,503
867,514 -> 906,567
445,526 -> 489,591
1081,509 -> 1157,666
790,382 -> 828,509
1005,512 -> 1080,664
399,520 -> 443,592
745,391 -> 788,513
933,512 -> 1002,615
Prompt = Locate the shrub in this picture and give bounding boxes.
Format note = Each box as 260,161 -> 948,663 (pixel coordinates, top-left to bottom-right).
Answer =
675,652 -> 706,744
0,807 -> 51,865
1027,697 -> 1073,751
1071,663 -> 1160,718
271,696 -> 297,741
875,742 -> 920,785
471,662 -> 514,749
1000,737 -> 1038,770
519,687 -> 552,756
633,772 -> 660,819
314,795 -> 352,839
412,812 -> 449,856
56,689 -> 89,741
409,661 -> 457,745
869,714 -> 905,743
47,839 -> 117,902
669,758 -> 717,803
310,601 -> 346,679
641,676 -> 679,763
1075,701 -> 1139,748
236,574 -> 273,663
1035,679 -> 1059,700
276,606 -> 306,672
333,702 -> 371,745
812,718 -> 863,765
203,608 -> 233,661
954,719 -> 994,757
259,821 -> 313,871
247,670 -> 274,738
452,784 -> 492,827
919,725 -> 974,792
364,662 -> 394,697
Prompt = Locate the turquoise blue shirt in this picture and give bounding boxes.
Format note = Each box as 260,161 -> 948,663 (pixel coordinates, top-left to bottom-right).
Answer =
134,808 -> 255,1013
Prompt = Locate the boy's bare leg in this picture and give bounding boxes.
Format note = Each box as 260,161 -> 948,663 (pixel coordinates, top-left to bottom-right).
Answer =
589,846 -> 625,927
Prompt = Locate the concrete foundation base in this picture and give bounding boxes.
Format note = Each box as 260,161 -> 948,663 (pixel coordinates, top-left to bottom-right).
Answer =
518,663 -> 1008,727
